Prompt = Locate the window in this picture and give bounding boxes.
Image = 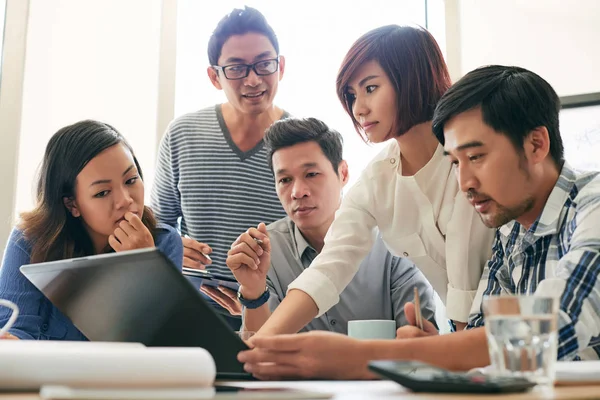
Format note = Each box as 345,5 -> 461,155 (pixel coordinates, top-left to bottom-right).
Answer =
0,0 -> 6,81
560,101 -> 600,171
175,0 -> 437,188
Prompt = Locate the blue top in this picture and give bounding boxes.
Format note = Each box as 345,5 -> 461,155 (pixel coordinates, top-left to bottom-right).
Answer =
0,223 -> 183,340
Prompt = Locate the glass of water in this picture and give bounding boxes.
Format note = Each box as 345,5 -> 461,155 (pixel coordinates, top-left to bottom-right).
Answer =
483,295 -> 559,386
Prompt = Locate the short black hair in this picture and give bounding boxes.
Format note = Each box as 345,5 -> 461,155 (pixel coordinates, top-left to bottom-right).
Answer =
264,117 -> 344,175
432,65 -> 564,169
207,6 -> 279,66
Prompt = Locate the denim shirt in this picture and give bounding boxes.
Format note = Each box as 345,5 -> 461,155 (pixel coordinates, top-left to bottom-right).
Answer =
0,223 -> 183,340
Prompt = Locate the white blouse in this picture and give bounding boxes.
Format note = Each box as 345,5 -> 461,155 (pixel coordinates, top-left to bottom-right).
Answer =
288,140 -> 495,322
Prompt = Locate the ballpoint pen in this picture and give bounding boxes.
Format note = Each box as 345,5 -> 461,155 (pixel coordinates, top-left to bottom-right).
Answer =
413,286 -> 424,330
184,234 -> 212,262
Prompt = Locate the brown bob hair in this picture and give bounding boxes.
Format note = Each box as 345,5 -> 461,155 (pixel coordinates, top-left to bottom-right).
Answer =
336,25 -> 451,141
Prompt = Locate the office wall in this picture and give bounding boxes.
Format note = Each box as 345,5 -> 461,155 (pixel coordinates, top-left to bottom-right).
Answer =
449,0 -> 600,95
14,0 -> 163,228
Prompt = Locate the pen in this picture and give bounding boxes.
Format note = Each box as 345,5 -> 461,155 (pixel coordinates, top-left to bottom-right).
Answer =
413,286 -> 424,330
184,234 -> 212,262
253,237 -> 264,246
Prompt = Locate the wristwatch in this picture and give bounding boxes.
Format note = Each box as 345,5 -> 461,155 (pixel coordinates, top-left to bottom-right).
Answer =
237,286 -> 270,309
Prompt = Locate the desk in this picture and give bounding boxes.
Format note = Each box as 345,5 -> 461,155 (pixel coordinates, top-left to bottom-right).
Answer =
228,381 -> 600,399
3,381 -> 600,399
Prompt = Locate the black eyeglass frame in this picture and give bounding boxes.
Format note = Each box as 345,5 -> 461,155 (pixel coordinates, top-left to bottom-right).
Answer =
212,57 -> 280,80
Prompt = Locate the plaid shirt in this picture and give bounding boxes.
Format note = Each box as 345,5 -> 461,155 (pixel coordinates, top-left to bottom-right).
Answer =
467,163 -> 600,360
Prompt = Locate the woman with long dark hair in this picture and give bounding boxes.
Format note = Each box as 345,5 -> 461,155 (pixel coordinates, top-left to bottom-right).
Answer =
0,120 -> 183,340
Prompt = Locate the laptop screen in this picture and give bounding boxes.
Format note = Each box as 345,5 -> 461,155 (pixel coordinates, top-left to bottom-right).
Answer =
20,248 -> 248,374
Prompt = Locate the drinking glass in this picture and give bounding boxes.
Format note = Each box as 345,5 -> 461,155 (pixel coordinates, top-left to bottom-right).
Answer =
483,295 -> 558,386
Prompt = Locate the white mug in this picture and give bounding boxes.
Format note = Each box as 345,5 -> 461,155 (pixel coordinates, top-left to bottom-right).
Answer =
347,319 -> 396,340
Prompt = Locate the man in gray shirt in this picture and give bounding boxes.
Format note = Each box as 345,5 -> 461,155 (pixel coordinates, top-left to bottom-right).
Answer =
203,117 -> 436,334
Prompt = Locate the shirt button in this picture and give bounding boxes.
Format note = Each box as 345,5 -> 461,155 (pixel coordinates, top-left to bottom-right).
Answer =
390,158 -> 396,164
403,251 -> 409,257
330,319 -> 337,326
41,324 -> 48,331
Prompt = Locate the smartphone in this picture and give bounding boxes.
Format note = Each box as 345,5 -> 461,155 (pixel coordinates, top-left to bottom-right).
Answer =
182,267 -> 240,292
368,360 -> 536,394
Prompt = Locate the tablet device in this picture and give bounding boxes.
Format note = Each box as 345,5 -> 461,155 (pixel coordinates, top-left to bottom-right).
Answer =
182,267 -> 240,292
20,248 -> 251,379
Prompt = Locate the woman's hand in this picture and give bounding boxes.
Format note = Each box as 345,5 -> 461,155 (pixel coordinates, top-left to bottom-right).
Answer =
396,302 -> 439,339
109,212 -> 155,252
1,333 -> 19,340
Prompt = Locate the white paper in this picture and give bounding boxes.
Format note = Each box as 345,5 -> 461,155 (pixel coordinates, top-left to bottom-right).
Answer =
40,385 -> 216,400
0,341 -> 215,390
555,361 -> 600,383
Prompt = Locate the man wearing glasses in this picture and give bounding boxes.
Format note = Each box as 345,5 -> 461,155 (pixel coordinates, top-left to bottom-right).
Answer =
151,6 -> 289,328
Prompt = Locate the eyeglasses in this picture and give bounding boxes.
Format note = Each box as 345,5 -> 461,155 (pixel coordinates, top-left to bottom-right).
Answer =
213,58 -> 280,80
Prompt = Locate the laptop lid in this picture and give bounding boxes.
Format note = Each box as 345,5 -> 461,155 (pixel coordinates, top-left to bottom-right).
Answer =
20,248 -> 249,376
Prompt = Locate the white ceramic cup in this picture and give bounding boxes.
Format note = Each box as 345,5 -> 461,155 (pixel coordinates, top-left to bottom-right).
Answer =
347,319 -> 396,340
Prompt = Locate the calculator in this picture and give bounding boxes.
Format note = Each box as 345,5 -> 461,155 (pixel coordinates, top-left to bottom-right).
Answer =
368,360 -> 537,394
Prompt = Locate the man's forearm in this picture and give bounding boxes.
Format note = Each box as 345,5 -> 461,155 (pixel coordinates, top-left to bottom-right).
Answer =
242,304 -> 271,333
364,327 -> 490,371
256,289 -> 319,335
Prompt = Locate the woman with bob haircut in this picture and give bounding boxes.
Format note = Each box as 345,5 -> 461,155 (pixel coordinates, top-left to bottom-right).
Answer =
0,120 -> 183,340
249,25 -> 495,341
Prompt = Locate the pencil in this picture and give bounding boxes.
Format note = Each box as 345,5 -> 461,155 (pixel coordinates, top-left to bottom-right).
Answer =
184,234 -> 212,262
414,286 -> 424,330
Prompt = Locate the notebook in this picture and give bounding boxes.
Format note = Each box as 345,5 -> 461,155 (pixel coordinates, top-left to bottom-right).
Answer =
555,361 -> 600,385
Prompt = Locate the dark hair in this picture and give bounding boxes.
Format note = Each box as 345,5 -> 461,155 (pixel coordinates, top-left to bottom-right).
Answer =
264,117 -> 344,175
207,6 -> 279,66
336,25 -> 451,141
19,120 -> 157,263
432,65 -> 564,168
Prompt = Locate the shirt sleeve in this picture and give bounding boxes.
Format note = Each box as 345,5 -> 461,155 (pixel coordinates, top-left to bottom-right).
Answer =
150,125 -> 182,228
265,275 -> 281,313
155,224 -> 184,271
444,191 -> 495,322
389,255 -> 437,328
466,230 -> 505,329
0,230 -> 43,340
534,195 -> 600,360
287,177 -> 378,317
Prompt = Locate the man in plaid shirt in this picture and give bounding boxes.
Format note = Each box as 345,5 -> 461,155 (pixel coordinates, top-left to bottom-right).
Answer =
433,65 -> 600,361
235,65 -> 600,380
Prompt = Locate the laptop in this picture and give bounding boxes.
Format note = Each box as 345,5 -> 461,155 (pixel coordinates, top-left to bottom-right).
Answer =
20,248 -> 251,380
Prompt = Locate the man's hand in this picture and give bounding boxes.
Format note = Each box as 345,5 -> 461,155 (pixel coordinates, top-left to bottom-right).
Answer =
396,302 -> 439,339
200,285 -> 242,316
182,236 -> 212,270
238,331 -> 375,380
109,212 -> 155,252
226,223 -> 270,300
